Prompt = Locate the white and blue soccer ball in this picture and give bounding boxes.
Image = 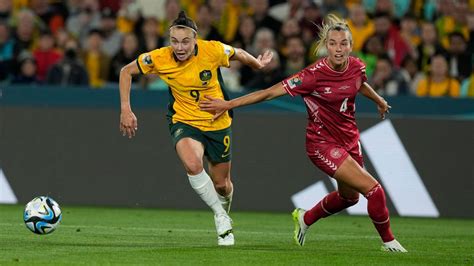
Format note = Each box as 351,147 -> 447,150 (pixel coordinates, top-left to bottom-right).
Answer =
24,196 -> 62,234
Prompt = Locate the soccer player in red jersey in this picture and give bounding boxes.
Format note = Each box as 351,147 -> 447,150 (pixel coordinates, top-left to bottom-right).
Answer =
199,14 -> 407,252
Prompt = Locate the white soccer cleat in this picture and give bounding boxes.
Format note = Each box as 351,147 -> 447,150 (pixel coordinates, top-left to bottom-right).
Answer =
381,239 -> 408,252
214,213 -> 234,246
292,208 -> 309,246
218,232 -> 235,246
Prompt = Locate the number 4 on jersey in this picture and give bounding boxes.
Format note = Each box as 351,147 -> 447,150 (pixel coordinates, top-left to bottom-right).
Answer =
340,97 -> 349,112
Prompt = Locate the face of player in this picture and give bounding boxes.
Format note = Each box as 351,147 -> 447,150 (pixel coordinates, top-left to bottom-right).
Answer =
170,27 -> 197,62
326,30 -> 352,70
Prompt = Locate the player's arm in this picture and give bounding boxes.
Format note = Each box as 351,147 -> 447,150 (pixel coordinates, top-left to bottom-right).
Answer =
199,82 -> 287,120
359,82 -> 391,119
119,61 -> 140,138
231,47 -> 273,70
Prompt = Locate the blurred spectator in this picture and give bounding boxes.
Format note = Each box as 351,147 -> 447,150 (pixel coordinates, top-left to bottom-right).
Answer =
320,0 -> 348,18
46,38 -> 89,86
196,3 -> 223,42
82,29 -> 110,88
108,32 -> 140,82
245,48 -> 283,90
33,30 -> 62,82
282,35 -> 307,76
159,0 -> 180,41
435,0 -> 470,49
30,0 -> 67,34
363,0 -> 410,19
209,0 -> 239,43
446,32 -> 472,81
54,28 -> 73,51
399,13 -> 420,53
66,0 -> 101,46
399,55 -> 424,95
278,18 -> 301,53
232,15 -> 256,52
355,35 -> 384,77
100,7 -> 123,57
248,0 -> 281,37
12,53 -> 38,84
12,9 -> 42,55
347,4 -> 374,52
416,21 -> 446,74
269,0 -> 306,22
372,11 -> 412,67
370,54 -> 409,96
298,2 -> 322,46
241,27 -> 276,88
136,17 -> 164,53
116,0 -> 141,33
136,0 -> 166,21
0,21 -> 14,82
416,54 -> 460,97
0,0 -> 13,21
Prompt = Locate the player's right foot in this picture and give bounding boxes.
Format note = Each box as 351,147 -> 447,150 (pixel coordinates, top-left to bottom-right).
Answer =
292,208 -> 309,246
214,213 -> 234,246
381,239 -> 408,252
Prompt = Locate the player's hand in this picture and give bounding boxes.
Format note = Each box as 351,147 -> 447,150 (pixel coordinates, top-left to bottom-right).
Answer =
377,99 -> 391,120
199,96 -> 231,121
256,50 -> 274,69
120,110 -> 138,138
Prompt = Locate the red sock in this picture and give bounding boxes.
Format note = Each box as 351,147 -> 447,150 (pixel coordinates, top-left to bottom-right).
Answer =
303,191 -> 359,226
365,184 -> 395,242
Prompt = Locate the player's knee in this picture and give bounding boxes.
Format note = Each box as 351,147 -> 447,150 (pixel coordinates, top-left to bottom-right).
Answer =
184,161 -> 204,175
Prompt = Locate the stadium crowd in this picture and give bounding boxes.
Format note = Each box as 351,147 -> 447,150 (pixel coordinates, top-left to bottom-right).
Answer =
0,0 -> 473,97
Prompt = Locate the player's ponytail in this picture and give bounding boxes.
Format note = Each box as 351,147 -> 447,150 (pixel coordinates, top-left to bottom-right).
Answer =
170,11 -> 198,36
313,14 -> 352,57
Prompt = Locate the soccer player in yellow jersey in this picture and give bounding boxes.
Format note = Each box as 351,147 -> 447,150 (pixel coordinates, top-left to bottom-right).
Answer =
119,11 -> 273,246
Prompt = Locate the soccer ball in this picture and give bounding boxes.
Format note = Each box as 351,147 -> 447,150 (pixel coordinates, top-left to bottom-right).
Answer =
24,196 -> 62,234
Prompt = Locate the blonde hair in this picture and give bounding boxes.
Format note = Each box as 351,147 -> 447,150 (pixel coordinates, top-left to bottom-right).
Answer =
314,14 -> 352,56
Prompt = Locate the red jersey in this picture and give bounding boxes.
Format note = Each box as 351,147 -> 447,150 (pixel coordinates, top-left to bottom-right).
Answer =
282,56 -> 367,149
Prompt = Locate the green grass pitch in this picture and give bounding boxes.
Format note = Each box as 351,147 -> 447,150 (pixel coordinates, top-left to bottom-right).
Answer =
0,205 -> 473,265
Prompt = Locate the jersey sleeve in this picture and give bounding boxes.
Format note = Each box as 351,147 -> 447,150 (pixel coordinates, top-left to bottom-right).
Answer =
209,40 -> 235,68
281,68 -> 315,97
136,48 -> 162,75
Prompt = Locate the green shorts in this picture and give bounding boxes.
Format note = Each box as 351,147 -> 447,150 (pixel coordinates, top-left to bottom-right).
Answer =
169,122 -> 232,163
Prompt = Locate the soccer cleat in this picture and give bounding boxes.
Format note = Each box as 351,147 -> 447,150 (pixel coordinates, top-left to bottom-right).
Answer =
218,232 -> 235,246
292,208 -> 309,246
214,213 -> 234,246
381,239 -> 408,252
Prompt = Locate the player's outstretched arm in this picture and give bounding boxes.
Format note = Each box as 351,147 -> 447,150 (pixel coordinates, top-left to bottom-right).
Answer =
359,82 -> 391,119
119,61 -> 141,138
200,82 -> 287,120
232,48 -> 273,70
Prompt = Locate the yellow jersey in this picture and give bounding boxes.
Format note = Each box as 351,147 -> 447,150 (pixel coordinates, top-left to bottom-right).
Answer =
136,39 -> 235,131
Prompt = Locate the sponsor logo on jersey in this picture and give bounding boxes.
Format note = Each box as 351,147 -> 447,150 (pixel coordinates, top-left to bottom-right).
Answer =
288,75 -> 302,89
142,54 -> 152,65
338,85 -> 350,90
324,87 -> 332,94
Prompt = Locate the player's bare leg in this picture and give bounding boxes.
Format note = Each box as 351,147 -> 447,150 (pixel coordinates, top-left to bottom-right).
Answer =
208,161 -> 234,246
176,138 -> 233,246
334,156 -> 407,252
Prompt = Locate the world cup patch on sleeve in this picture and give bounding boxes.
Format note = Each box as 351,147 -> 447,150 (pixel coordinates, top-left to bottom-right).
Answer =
142,54 -> 153,65
287,74 -> 302,89
223,44 -> 233,56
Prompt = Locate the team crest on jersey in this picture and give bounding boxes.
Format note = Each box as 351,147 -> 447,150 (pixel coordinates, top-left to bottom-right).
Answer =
142,54 -> 152,65
330,148 -> 343,159
288,74 -> 302,89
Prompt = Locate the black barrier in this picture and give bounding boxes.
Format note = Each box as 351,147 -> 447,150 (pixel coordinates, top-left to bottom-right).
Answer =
0,105 -> 473,218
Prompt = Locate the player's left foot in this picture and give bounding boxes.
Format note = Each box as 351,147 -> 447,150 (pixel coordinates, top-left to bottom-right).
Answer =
292,208 -> 309,246
381,239 -> 408,252
217,232 -> 234,246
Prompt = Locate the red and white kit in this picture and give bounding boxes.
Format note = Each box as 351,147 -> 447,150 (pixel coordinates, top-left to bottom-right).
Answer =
282,56 -> 367,176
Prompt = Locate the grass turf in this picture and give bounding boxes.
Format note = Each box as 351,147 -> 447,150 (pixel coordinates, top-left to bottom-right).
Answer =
0,205 -> 473,265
